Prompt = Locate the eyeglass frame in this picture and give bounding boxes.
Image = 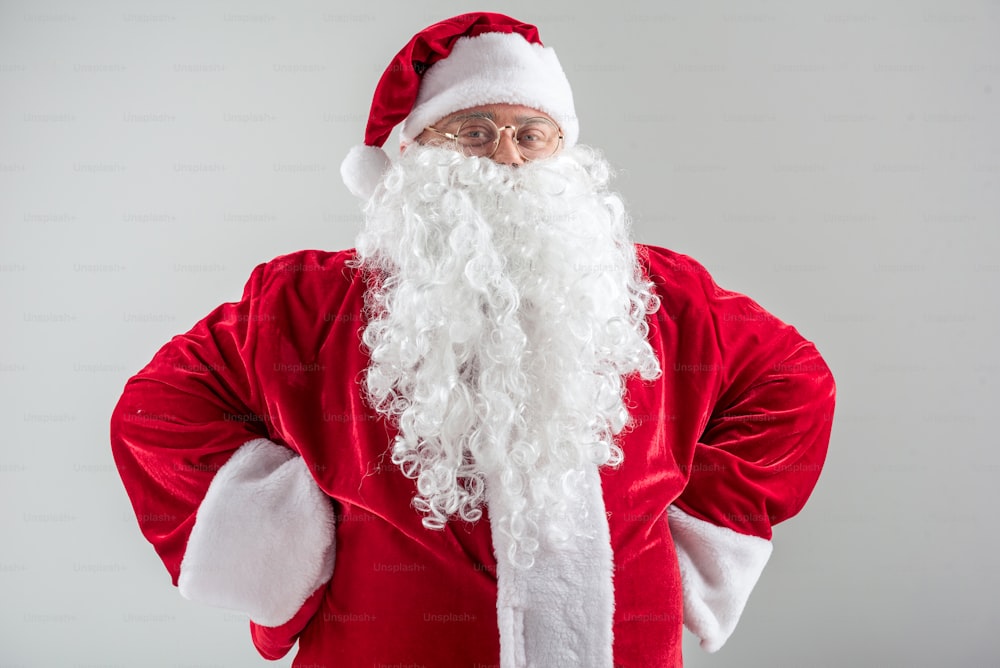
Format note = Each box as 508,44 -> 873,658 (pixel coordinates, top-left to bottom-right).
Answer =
423,114 -> 564,161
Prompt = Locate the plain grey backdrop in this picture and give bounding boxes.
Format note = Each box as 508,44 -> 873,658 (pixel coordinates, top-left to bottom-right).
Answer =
1,0 -> 997,666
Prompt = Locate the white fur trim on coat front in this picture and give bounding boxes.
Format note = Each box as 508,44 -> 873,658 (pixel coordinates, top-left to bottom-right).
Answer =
486,463 -> 614,668
667,505 -> 773,653
178,438 -> 336,627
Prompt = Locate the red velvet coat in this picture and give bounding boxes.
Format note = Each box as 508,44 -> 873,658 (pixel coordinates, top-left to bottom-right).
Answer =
110,244 -> 835,667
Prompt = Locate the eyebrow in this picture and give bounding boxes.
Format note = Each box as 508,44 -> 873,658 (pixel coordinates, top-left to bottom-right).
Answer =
446,110 -> 495,124
442,111 -> 549,126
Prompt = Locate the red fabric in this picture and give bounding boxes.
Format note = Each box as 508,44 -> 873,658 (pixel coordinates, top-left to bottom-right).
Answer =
364,13 -> 541,147
110,244 -> 835,667
251,585 -> 327,660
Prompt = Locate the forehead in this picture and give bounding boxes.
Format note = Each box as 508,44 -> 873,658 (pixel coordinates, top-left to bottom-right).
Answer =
436,103 -> 556,126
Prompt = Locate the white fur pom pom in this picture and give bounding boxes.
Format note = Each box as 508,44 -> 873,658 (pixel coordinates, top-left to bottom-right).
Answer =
340,144 -> 391,200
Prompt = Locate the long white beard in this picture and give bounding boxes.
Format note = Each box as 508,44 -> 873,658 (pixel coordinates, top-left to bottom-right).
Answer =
353,144 -> 662,564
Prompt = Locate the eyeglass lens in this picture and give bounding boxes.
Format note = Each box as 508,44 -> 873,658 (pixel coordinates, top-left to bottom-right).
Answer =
454,117 -> 561,159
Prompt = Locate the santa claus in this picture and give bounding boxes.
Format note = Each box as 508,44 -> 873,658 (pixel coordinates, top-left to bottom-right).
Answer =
110,12 -> 836,668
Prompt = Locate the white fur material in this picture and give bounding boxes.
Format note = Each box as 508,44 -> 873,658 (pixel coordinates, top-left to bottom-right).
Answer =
355,145 -> 660,562
340,144 -> 392,201
486,462 -> 615,668
178,438 -> 336,627
667,505 -> 773,653
400,32 -> 578,147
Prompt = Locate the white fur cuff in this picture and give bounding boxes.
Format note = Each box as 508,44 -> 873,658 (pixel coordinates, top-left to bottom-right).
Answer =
667,505 -> 773,653
178,438 -> 336,627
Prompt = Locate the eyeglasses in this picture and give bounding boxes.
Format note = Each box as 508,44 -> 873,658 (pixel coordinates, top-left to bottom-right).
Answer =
424,116 -> 564,161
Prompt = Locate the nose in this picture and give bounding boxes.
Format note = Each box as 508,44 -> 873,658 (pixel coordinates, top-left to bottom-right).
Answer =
491,126 -> 525,166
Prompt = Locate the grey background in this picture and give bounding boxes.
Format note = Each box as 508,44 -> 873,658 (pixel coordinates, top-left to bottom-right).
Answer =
1,0 -> 997,666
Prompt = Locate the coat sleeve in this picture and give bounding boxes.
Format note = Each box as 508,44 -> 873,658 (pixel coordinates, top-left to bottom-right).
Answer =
109,260 -> 335,655
646,247 -> 836,653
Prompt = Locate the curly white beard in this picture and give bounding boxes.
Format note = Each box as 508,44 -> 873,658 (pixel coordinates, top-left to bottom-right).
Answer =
353,144 -> 662,565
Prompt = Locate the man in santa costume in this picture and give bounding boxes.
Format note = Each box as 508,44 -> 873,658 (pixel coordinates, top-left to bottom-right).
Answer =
111,13 -> 836,667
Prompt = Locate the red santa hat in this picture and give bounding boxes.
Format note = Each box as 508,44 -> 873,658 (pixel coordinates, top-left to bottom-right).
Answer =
339,12 -> 579,200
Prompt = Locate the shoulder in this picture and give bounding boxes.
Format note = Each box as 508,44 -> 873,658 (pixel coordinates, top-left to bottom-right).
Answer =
635,243 -> 792,334
258,248 -> 359,278
251,248 -> 361,292
636,242 -> 716,282
634,243 -> 727,305
234,249 -> 364,319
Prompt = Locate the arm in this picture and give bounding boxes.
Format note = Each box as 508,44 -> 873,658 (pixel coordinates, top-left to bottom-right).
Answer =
110,261 -> 335,656
648,249 -> 836,652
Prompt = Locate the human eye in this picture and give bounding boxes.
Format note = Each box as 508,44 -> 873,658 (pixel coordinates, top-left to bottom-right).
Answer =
517,122 -> 554,145
457,122 -> 496,146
